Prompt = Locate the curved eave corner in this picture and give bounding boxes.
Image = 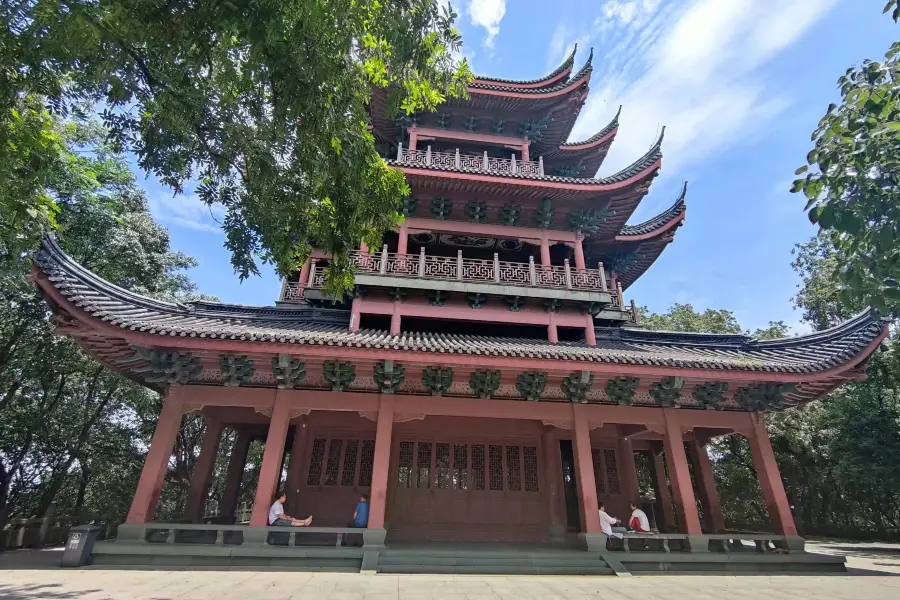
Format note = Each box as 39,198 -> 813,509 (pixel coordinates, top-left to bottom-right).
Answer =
559,105 -> 621,150
468,48 -> 593,97
472,45 -> 577,89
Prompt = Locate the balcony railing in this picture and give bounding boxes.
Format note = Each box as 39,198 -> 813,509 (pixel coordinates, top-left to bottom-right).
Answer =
396,145 -> 544,177
309,249 -> 617,293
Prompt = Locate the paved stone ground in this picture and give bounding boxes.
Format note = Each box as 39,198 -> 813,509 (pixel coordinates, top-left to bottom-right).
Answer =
0,541 -> 898,600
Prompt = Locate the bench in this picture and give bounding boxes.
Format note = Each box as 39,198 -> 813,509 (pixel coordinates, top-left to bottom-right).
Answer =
118,522 -> 365,548
704,532 -> 804,553
615,532 -> 690,553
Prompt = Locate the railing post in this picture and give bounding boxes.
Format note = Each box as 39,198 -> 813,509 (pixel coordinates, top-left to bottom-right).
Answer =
510,154 -> 517,175
598,262 -> 608,292
564,259 -> 572,289
631,299 -> 641,325
617,282 -> 625,310
539,156 -> 544,176
418,247 -> 426,277
309,259 -> 318,288
380,246 -> 388,275
455,148 -> 461,169
529,256 -> 537,286
483,150 -> 489,171
457,250 -> 464,281
396,142 -> 403,162
493,253 -> 500,283
425,145 -> 432,166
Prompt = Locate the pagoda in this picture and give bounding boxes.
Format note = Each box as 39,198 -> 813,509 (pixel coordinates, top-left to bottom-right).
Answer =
30,47 -> 887,571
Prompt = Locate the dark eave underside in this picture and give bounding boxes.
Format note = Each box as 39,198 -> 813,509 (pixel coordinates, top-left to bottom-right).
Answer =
34,237 -> 888,378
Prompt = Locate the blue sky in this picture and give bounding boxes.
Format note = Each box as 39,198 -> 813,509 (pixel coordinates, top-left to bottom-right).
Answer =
142,0 -> 897,334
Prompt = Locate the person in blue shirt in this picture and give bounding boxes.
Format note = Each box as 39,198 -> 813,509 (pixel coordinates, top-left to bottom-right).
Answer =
351,494 -> 369,528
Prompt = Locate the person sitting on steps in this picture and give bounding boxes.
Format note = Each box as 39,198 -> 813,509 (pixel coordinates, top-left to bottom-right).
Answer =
268,492 -> 313,527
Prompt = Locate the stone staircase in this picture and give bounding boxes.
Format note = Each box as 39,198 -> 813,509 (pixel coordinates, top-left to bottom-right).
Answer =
376,546 -> 614,575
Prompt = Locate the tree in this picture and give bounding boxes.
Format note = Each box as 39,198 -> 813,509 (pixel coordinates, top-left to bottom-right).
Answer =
639,303 -> 788,339
4,0 -> 472,295
0,113 -> 209,528
791,10 -> 899,316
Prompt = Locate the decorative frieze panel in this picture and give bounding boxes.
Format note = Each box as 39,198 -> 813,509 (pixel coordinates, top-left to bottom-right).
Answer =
463,115 -> 479,132
422,366 -> 454,396
467,293 -> 488,309
271,354 -> 305,389
219,355 -> 255,387
427,290 -> 449,306
430,197 -> 453,220
515,372 -> 548,401
490,118 -> 506,134
569,207 -> 616,235
650,376 -> 685,408
693,382 -> 728,410
499,203 -> 521,226
470,369 -> 502,399
532,198 -> 554,229
465,199 -> 488,223
734,383 -> 795,412
507,296 -> 526,311
323,361 -> 356,391
562,370 -> 593,403
120,347 -> 202,385
374,360 -> 405,394
605,376 -> 640,406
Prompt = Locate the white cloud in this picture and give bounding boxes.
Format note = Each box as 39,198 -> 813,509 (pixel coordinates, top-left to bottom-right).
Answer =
466,0 -> 507,48
148,192 -> 226,234
567,0 -> 839,188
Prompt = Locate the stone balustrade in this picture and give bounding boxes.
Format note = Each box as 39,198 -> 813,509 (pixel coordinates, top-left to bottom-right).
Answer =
397,145 -> 544,177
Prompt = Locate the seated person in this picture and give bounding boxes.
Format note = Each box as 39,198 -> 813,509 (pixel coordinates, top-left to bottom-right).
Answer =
349,494 -> 370,528
598,502 -> 628,538
268,493 -> 313,527
628,501 -> 651,533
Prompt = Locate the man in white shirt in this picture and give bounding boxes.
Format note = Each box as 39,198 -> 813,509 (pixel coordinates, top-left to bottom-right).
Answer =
268,493 -> 313,527
628,502 -> 651,533
598,502 -> 627,538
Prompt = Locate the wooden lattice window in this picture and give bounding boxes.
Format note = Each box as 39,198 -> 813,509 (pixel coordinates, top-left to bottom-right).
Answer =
436,442 -> 451,489
341,440 -> 359,486
416,442 -> 432,489
591,449 -> 607,496
324,439 -> 343,485
306,438 -> 327,485
523,446 -> 539,492
505,446 -> 522,491
358,439 -> 375,487
452,444 -> 468,490
488,445 -> 504,491
397,441 -> 414,489
604,449 -> 621,494
471,444 -> 486,491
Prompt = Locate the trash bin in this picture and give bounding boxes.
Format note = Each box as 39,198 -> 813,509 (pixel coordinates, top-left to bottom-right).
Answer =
61,524 -> 102,567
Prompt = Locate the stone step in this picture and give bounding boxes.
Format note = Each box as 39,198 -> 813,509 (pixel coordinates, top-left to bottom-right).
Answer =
378,555 -> 605,567
378,564 -> 614,575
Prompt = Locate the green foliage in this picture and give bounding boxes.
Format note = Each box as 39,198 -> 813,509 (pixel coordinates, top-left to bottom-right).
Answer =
3,0 -> 473,296
791,30 -> 900,315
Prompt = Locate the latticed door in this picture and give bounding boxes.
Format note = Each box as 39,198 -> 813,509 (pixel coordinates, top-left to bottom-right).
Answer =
302,436 -> 376,525
591,446 -> 627,519
390,439 -> 544,542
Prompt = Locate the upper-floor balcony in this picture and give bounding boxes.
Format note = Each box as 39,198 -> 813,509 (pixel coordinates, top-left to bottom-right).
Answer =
282,249 -> 640,320
396,146 -> 545,178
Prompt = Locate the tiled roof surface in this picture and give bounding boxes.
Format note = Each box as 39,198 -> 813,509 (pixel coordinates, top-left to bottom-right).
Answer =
474,46 -> 577,86
389,127 -> 663,186
469,49 -> 593,94
559,106 -> 621,147
619,182 -> 687,237
35,238 -> 887,375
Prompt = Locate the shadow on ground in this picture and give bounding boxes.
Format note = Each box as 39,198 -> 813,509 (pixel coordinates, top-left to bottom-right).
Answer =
0,583 -> 100,599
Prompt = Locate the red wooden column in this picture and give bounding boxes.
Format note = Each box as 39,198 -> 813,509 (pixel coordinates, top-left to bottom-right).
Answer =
298,259 -> 311,286
249,396 -> 293,526
571,404 -> 600,534
541,427 -> 565,539
652,448 -> 676,531
408,124 -> 418,152
617,435 -> 641,504
183,418 -> 223,521
220,429 -> 251,519
540,235 -> 552,267
690,438 -> 726,533
397,221 -> 409,255
574,233 -> 586,270
126,386 -> 184,523
285,416 -> 310,515
368,395 -> 395,534
748,414 -> 798,536
662,409 -> 702,534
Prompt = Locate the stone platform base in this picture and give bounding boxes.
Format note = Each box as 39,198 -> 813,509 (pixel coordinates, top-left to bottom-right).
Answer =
618,551 -> 847,574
